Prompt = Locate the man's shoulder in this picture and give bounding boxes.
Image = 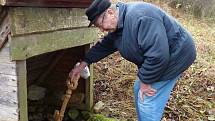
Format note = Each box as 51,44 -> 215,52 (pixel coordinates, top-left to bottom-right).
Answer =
124,2 -> 164,22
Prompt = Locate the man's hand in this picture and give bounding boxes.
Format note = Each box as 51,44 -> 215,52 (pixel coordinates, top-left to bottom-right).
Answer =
69,61 -> 88,79
139,81 -> 157,101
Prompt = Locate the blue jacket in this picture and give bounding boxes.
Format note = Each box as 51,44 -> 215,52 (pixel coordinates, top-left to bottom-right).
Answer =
84,2 -> 196,84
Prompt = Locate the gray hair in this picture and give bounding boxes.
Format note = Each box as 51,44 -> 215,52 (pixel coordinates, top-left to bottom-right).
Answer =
109,4 -> 117,11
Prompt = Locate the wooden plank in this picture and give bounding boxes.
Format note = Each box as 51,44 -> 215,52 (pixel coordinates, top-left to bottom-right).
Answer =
0,74 -> 18,121
9,7 -> 90,36
10,28 -> 97,60
0,75 -> 18,106
0,43 -> 16,75
0,42 -> 16,76
0,8 -> 10,51
0,63 -> 16,75
0,104 -> 18,121
0,42 -> 13,64
0,7 -> 7,24
0,42 -> 18,121
16,60 -> 28,121
2,0 -> 92,8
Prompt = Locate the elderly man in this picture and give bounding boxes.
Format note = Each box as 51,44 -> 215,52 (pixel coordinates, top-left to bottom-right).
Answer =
70,0 -> 196,120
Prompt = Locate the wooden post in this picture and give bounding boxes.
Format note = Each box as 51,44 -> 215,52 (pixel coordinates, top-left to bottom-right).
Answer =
16,60 -> 28,121
85,44 -> 94,111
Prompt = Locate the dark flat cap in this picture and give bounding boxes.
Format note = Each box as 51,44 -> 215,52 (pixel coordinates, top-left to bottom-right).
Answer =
86,0 -> 111,27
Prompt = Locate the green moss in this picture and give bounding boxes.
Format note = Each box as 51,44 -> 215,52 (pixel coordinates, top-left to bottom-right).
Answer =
81,111 -> 92,120
68,110 -> 118,121
87,114 -> 117,121
68,109 -> 79,120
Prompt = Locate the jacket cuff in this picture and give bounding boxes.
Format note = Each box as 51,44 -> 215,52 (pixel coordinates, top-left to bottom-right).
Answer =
137,73 -> 154,84
83,57 -> 93,65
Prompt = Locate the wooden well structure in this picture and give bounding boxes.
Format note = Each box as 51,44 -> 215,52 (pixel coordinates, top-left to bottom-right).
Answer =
0,0 -> 96,121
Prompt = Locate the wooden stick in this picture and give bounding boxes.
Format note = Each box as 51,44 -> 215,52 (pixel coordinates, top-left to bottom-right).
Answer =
54,75 -> 80,121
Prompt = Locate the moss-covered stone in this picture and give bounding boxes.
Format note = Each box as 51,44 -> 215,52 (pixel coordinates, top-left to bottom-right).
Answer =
87,114 -> 117,121
68,109 -> 79,120
67,109 -> 118,121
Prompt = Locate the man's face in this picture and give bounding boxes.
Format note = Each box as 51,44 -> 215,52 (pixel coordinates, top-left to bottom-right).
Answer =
94,9 -> 118,33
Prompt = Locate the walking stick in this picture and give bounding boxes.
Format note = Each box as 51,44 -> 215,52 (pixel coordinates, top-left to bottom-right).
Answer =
53,74 -> 80,121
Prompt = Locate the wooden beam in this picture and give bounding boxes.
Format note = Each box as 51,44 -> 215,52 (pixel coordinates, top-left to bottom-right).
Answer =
16,60 -> 28,121
8,7 -> 90,36
2,0 -> 92,8
10,28 -> 97,60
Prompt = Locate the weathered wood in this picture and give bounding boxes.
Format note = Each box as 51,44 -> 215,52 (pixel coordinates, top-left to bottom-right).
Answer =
0,104 -> 18,121
0,8 -> 10,51
1,0 -> 92,8
0,7 -> 7,24
0,42 -> 18,121
10,28 -> 97,60
0,43 -> 16,75
9,7 -> 90,36
16,60 -> 28,121
0,63 -> 16,75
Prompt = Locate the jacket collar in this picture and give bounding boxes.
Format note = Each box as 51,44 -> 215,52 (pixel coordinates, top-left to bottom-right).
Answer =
116,2 -> 127,29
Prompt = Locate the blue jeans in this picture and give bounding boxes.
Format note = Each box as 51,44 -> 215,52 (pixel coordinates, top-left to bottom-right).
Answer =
134,76 -> 180,121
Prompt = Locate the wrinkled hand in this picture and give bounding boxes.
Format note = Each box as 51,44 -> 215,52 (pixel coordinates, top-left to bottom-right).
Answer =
69,66 -> 81,80
69,61 -> 88,79
139,81 -> 157,101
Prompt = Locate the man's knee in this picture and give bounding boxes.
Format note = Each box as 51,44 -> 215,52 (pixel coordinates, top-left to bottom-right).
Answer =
138,100 -> 163,121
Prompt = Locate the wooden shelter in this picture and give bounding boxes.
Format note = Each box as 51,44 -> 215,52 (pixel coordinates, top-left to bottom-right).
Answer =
0,0 -> 96,121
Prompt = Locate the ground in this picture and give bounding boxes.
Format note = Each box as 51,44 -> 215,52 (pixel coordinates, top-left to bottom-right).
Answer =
93,1 -> 215,121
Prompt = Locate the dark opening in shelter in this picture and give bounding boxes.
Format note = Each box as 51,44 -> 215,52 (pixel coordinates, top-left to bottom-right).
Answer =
26,46 -> 90,121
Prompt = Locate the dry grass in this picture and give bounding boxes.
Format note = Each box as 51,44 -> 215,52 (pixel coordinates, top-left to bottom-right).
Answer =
93,1 -> 215,121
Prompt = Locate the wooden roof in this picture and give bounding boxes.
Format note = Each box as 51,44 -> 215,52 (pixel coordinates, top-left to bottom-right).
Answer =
0,0 -> 93,8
